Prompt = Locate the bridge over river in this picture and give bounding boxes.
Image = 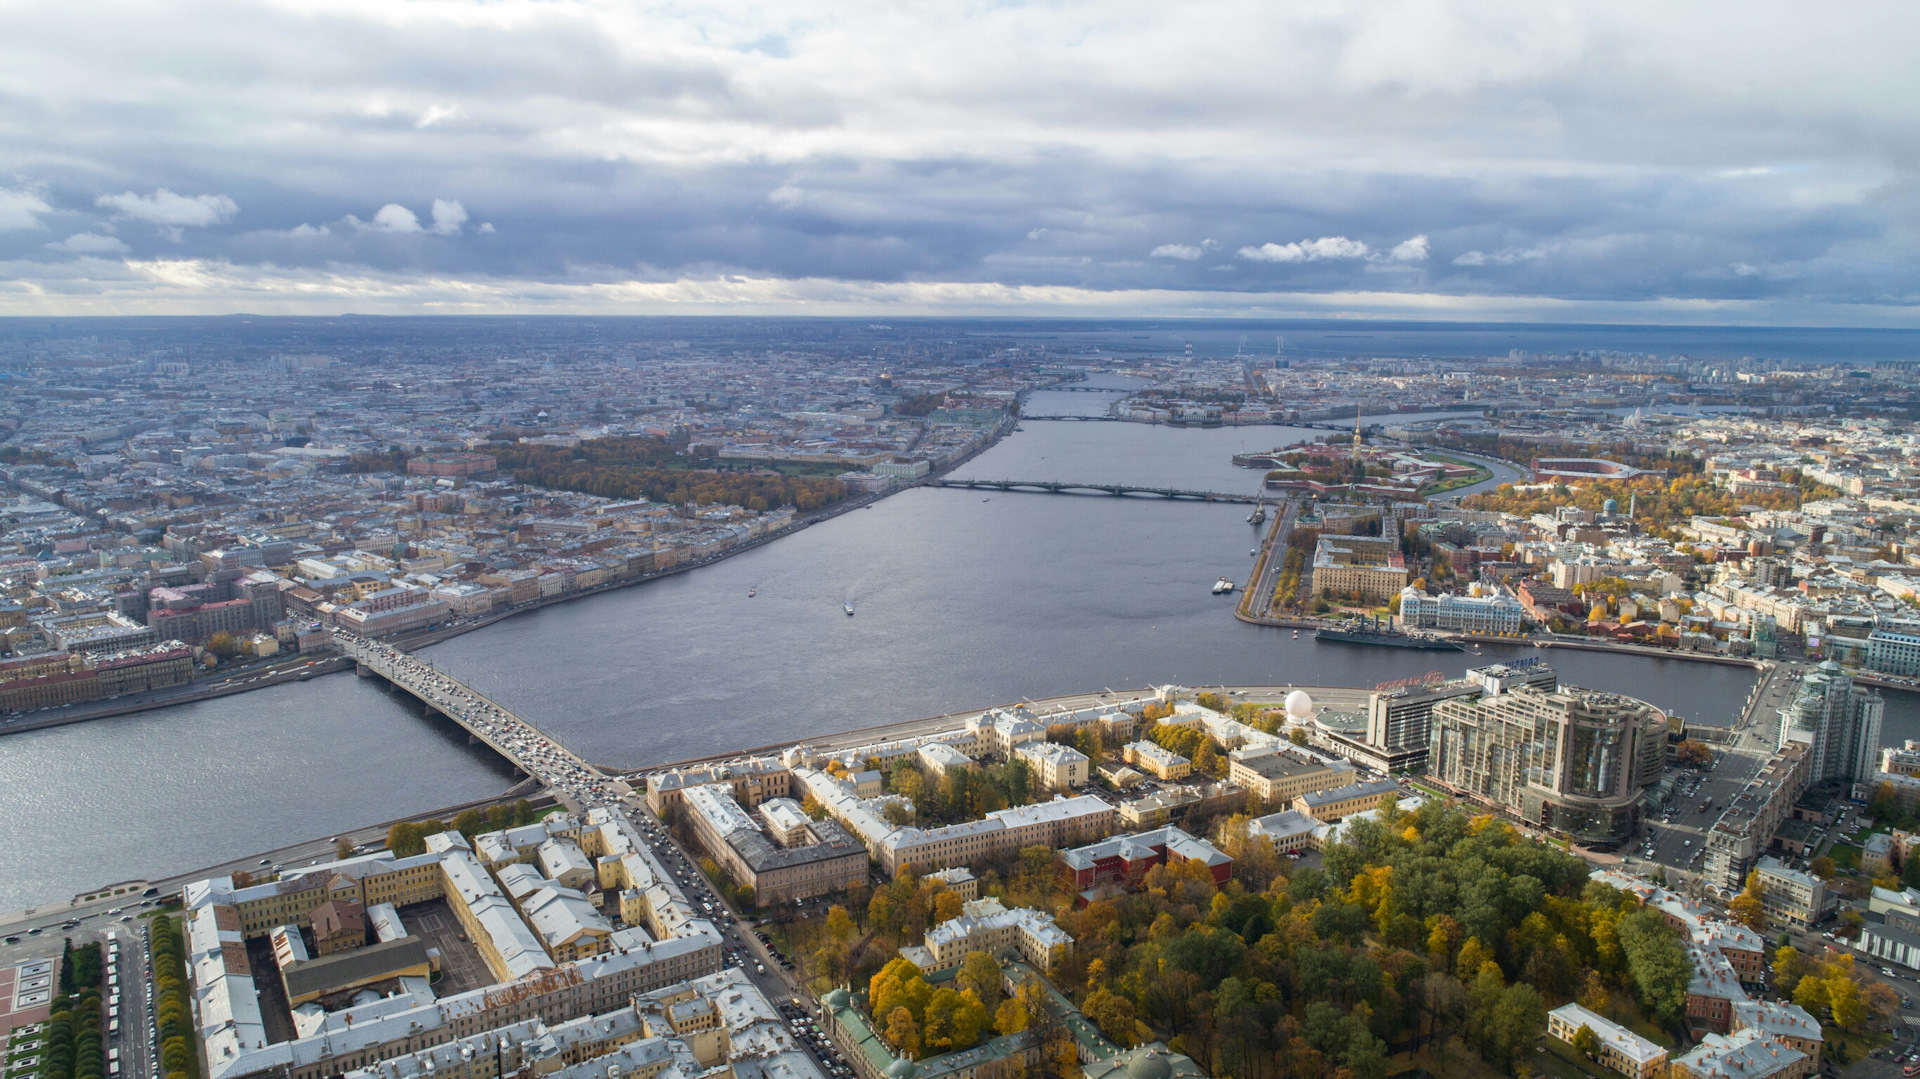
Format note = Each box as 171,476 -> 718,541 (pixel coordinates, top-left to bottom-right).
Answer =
931,478 -> 1264,503
334,632 -> 616,808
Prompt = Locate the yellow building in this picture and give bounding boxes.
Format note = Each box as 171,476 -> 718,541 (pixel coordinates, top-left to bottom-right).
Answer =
1312,535 -> 1408,602
1123,741 -> 1191,781
1292,778 -> 1401,822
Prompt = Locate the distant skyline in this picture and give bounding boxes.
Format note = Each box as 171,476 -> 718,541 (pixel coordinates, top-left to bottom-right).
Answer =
1,1 -> 1916,323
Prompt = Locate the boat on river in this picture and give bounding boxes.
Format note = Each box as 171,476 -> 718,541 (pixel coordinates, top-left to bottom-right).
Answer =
1212,577 -> 1235,594
844,602 -> 855,616
1314,615 -> 1465,652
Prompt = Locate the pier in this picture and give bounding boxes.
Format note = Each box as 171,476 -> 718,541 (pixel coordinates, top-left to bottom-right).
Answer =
932,478 -> 1263,502
334,632 -> 612,807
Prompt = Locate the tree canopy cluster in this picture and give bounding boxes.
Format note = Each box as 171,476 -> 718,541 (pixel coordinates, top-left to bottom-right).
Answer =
152,917 -> 201,1079
785,799 -> 1735,1079
44,941 -> 106,1079
385,800 -> 538,856
886,758 -> 1038,826
1460,472 -> 1829,537
488,437 -> 847,513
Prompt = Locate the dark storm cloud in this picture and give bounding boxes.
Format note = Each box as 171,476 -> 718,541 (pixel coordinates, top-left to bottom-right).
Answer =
0,0 -> 1916,318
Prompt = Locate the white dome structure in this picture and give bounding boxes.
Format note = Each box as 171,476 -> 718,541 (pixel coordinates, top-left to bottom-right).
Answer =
1284,690 -> 1313,721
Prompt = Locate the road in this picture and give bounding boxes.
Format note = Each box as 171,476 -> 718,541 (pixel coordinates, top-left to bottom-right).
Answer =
0,920 -> 152,1079
611,803 -> 852,1076
0,653 -> 344,737
1243,498 -> 1299,620
1622,660 -> 1803,888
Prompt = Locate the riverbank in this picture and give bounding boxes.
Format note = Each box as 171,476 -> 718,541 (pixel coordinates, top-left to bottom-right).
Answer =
29,681 -> 1371,916
0,413 -> 1018,737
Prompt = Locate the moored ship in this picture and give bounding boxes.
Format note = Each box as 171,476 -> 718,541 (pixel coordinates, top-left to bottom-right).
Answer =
1314,615 -> 1465,651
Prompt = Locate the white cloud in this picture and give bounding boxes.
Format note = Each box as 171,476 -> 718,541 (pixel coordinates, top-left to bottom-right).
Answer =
288,224 -> 330,238
430,199 -> 468,235
415,104 -> 459,129
0,188 -> 51,231
1453,245 -> 1550,267
96,189 -> 237,231
1239,236 -> 1371,262
1150,243 -> 1203,260
478,222 -> 496,234
1387,235 -> 1430,261
369,204 -> 424,233
45,232 -> 129,253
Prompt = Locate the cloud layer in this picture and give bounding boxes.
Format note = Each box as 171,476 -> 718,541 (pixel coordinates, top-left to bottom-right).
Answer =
0,0 -> 1917,319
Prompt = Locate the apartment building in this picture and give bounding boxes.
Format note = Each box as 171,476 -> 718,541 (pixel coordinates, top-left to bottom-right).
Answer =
1123,740 -> 1190,780
1312,534 -> 1408,602
1016,741 -> 1090,790
1430,684 -> 1666,846
1227,744 -> 1353,808
1670,1029 -> 1812,1079
1755,857 -> 1828,928
184,822 -> 726,1079
1056,826 -> 1231,902
897,898 -> 1073,974
679,783 -> 868,905
1293,778 -> 1401,822
1546,1005 -> 1667,1079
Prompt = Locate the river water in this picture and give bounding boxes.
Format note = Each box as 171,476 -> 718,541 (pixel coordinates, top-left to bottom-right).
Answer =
2,402 -> 1912,910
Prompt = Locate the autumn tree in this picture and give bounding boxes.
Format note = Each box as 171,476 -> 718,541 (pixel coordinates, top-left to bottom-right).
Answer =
1728,870 -> 1768,931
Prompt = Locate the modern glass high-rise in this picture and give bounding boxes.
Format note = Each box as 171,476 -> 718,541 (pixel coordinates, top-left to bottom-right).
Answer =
1777,660 -> 1882,783
1429,684 -> 1666,846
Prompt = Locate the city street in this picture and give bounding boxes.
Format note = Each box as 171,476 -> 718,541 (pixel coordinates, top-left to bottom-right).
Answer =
1622,660 -> 1803,887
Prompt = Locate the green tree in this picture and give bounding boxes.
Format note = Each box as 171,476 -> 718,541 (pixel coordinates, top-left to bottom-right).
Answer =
385,821 -> 424,857
1617,909 -> 1691,1026
958,951 -> 1002,1010
1571,1024 -> 1600,1059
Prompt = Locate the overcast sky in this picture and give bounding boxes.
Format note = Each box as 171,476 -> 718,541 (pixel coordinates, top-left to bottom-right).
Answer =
1,0 -> 1916,321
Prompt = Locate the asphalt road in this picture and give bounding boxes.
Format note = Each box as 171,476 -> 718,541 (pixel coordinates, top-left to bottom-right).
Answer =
0,920 -> 152,1079
1622,659 -> 1803,884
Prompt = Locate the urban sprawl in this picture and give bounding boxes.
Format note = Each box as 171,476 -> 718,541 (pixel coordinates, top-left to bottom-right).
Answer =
13,329 -> 1920,1079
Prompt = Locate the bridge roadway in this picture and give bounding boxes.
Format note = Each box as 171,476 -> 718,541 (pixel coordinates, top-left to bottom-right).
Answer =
333,632 -> 614,809
932,478 -> 1262,503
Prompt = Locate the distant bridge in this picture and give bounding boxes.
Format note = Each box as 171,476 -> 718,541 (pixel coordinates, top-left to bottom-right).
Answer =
933,478 -> 1263,503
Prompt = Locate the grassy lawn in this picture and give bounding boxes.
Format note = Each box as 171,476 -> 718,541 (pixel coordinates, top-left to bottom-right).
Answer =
1831,843 -> 1862,870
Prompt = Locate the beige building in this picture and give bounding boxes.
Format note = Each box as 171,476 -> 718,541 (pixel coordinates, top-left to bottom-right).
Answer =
1755,857 -> 1827,928
897,898 -> 1073,974
1293,778 -> 1401,822
1228,745 -> 1354,808
1124,740 -> 1191,780
1546,1004 -> 1667,1079
1016,741 -> 1090,789
645,757 -> 793,816
681,784 -> 868,905
1312,534 -> 1408,601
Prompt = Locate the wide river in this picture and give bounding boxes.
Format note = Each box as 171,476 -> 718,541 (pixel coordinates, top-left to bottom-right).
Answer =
2,387 -> 1912,910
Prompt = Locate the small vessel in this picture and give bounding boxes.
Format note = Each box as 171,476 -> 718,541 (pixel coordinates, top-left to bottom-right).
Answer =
844,602 -> 855,616
1291,630 -> 1299,640
747,589 -> 756,597
1249,548 -> 1257,556
1247,503 -> 1267,525
1212,577 -> 1235,594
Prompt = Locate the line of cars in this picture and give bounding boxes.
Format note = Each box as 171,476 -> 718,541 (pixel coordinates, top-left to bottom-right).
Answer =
350,637 -> 616,806
780,1000 -> 855,1078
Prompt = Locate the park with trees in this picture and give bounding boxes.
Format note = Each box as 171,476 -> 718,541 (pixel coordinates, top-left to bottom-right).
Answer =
774,798 -> 1837,1079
